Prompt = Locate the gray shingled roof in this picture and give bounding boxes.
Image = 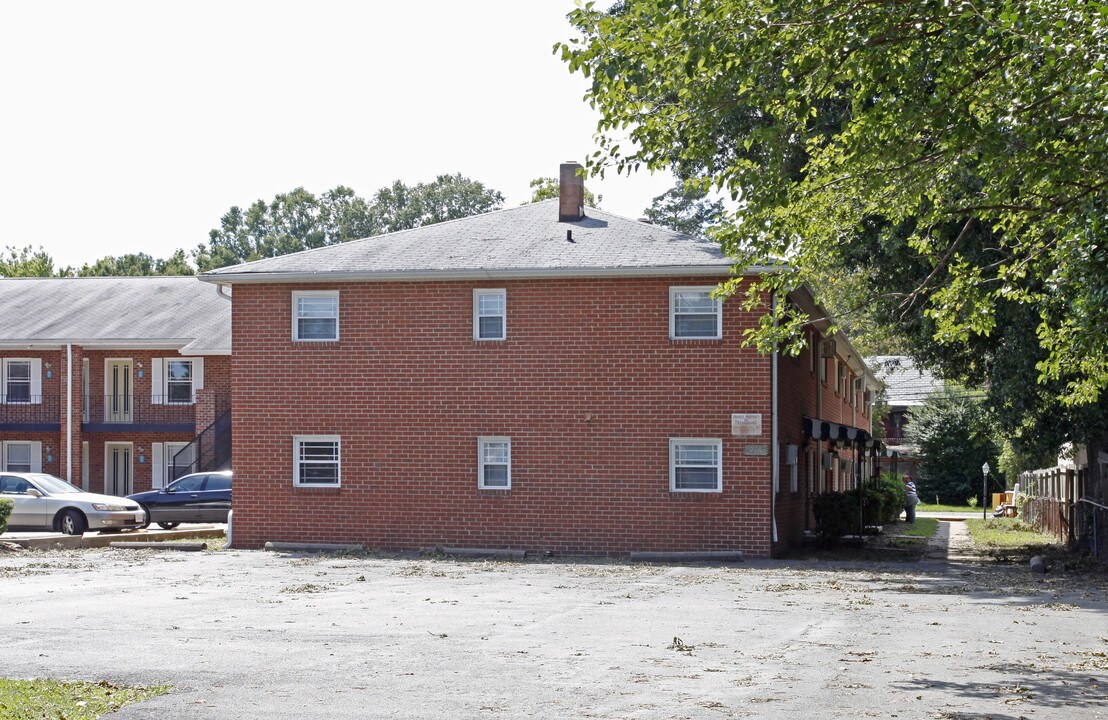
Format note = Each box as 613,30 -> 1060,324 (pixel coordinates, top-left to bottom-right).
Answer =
868,355 -> 943,407
202,200 -> 738,281
0,277 -> 231,354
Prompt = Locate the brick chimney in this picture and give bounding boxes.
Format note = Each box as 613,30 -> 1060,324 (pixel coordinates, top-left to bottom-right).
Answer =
559,161 -> 585,222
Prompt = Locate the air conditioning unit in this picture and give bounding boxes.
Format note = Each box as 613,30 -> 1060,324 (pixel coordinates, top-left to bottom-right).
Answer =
820,338 -> 837,358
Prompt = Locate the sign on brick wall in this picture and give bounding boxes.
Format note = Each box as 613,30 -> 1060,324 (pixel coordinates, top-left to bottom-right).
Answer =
731,413 -> 762,437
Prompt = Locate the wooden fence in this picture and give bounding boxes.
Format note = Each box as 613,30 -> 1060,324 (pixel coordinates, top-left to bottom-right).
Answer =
1020,466 -> 1108,562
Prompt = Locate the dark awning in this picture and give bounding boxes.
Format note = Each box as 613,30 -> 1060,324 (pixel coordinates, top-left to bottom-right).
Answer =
802,416 -> 876,446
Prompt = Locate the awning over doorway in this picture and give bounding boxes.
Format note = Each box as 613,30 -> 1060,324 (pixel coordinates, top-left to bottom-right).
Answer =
802,416 -> 879,447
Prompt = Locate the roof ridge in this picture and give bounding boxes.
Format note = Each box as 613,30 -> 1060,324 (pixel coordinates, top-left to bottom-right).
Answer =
203,200 -> 566,276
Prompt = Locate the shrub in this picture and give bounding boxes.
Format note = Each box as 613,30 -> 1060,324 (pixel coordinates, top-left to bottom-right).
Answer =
0,497 -> 12,536
813,491 -> 857,542
870,472 -> 908,524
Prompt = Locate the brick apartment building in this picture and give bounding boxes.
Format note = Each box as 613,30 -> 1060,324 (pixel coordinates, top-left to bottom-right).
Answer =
0,277 -> 231,503
202,163 -> 879,558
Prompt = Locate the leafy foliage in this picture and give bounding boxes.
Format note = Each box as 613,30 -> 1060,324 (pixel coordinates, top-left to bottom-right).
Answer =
0,496 -> 12,535
526,176 -> 601,207
559,1 -> 1108,406
906,388 -> 1000,505
643,180 -> 723,235
195,175 -> 504,270
76,250 -> 194,276
0,246 -> 60,277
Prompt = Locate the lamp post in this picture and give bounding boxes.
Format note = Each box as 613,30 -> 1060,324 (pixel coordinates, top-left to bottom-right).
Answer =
982,461 -> 990,519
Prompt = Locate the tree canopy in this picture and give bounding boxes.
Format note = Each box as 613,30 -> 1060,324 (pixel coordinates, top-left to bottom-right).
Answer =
525,177 -> 601,207
643,180 -> 723,236
0,246 -> 60,277
560,1 -> 1108,408
195,175 -> 504,270
77,250 -> 194,277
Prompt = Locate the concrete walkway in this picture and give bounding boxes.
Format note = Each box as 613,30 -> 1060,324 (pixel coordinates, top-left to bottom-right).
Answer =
922,518 -> 978,564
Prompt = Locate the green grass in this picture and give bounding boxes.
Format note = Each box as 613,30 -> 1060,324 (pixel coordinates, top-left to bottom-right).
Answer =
898,517 -> 939,538
964,517 -> 1059,549
0,678 -> 170,719
916,502 -> 979,513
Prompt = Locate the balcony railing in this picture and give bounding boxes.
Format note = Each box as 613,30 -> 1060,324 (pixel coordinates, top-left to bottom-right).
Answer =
0,394 -> 61,429
82,395 -> 196,431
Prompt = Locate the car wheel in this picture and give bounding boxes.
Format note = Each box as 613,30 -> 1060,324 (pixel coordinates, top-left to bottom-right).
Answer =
138,504 -> 151,530
59,510 -> 87,536
157,522 -> 181,530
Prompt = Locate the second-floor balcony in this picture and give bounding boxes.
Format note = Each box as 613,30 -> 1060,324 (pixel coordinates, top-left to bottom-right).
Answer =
82,395 -> 197,433
0,394 -> 62,431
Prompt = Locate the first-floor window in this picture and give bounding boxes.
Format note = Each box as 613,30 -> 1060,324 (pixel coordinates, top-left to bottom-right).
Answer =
473,289 -> 506,341
670,438 -> 723,492
3,441 -> 33,472
294,436 -> 341,487
478,437 -> 511,489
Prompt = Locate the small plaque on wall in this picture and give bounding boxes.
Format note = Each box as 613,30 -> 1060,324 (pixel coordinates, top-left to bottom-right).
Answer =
731,413 -> 763,437
744,444 -> 770,456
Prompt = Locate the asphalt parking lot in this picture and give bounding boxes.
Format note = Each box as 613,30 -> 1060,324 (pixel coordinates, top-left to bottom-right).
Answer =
1,537 -> 1106,719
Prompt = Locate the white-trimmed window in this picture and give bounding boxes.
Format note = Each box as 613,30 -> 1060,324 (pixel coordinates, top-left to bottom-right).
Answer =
670,287 -> 722,339
293,436 -> 341,487
2,441 -> 40,473
150,357 -> 204,405
669,438 -> 723,492
3,359 -> 41,404
473,289 -> 506,341
478,436 -> 511,489
293,291 -> 339,341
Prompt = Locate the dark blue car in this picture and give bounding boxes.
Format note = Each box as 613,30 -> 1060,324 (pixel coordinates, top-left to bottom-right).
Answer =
127,471 -> 232,530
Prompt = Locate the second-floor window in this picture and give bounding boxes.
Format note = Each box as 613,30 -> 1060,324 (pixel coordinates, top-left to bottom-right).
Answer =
6,361 -> 31,403
151,357 -> 204,405
3,359 -> 41,404
293,291 -> 339,341
166,360 -> 194,404
670,287 -> 722,339
473,289 -> 506,341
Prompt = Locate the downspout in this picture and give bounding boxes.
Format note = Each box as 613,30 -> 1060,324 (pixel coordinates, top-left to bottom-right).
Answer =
771,293 -> 779,546
66,343 -> 72,482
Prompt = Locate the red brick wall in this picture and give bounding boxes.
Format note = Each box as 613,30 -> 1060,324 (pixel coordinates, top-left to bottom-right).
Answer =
0,348 -> 230,493
773,324 -> 874,553
231,276 -> 780,556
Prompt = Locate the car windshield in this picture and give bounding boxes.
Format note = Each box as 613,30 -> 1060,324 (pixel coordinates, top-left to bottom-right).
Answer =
29,474 -> 83,495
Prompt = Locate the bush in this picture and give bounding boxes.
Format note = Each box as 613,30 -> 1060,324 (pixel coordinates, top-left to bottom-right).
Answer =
868,472 -> 908,524
0,497 -> 12,536
813,491 -> 857,542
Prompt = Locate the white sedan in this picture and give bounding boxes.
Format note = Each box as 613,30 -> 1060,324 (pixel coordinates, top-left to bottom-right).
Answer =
0,473 -> 146,535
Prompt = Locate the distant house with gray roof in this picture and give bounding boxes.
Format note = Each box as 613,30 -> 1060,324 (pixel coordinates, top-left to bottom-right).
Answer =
868,355 -> 944,474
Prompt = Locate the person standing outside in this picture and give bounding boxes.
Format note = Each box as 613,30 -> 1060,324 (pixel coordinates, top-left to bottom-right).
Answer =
903,475 -> 919,524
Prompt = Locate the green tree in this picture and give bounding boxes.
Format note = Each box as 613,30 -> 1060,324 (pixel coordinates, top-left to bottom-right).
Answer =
906,388 -> 1000,505
560,1 -> 1108,404
525,177 -> 601,208
0,246 -> 59,277
643,180 -> 722,235
195,186 -> 377,271
77,251 -> 194,276
196,176 -> 505,270
561,0 -> 1108,502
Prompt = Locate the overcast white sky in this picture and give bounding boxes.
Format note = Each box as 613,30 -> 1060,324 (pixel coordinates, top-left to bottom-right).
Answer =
0,1 -> 675,270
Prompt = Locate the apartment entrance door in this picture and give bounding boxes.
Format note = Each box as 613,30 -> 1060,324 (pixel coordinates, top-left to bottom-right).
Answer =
104,360 -> 133,423
104,442 -> 133,496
